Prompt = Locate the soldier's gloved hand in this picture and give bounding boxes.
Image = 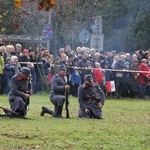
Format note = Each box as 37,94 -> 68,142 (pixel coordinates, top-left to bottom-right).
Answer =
84,108 -> 89,114
65,85 -> 70,90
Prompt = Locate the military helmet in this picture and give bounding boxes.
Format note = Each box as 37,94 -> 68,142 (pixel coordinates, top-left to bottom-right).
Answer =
84,74 -> 93,82
57,65 -> 66,71
20,67 -> 31,76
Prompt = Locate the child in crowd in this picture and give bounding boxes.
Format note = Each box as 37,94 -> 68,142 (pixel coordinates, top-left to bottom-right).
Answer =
3,57 -> 14,94
93,62 -> 106,93
71,67 -> 81,97
47,68 -> 53,90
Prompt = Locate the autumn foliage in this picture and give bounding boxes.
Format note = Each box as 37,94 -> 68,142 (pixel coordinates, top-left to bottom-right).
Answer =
38,0 -> 57,11
13,0 -> 23,9
13,0 -> 57,11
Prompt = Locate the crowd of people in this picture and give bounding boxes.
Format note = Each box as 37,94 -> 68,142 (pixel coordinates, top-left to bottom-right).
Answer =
0,36 -> 150,100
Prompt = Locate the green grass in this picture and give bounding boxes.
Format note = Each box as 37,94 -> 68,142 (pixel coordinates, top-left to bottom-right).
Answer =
0,94 -> 150,150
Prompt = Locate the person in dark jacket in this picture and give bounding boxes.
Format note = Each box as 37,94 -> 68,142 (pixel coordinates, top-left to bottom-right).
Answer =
78,74 -> 105,119
40,65 -> 70,118
77,51 -> 91,83
8,67 -> 31,117
115,54 -> 127,98
18,49 -> 30,67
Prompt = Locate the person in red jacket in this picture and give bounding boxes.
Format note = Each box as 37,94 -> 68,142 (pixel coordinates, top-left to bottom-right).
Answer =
93,62 -> 103,83
93,62 -> 105,92
138,58 -> 150,98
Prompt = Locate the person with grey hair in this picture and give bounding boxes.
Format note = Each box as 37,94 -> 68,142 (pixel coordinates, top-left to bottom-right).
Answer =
90,48 -> 96,60
15,43 -> 22,56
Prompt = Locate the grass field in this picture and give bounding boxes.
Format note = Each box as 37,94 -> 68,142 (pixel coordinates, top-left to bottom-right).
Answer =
0,93 -> 150,150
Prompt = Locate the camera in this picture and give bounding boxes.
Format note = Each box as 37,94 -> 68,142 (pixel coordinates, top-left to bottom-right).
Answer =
0,52 -> 2,56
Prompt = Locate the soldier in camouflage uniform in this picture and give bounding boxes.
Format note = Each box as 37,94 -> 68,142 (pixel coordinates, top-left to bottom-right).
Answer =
8,67 -> 31,117
78,74 -> 105,119
41,65 -> 70,118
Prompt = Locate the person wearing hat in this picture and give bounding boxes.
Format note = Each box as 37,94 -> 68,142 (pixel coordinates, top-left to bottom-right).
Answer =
18,49 -> 30,67
71,67 -> 81,97
40,65 -> 70,118
8,67 -> 31,117
78,74 -> 105,119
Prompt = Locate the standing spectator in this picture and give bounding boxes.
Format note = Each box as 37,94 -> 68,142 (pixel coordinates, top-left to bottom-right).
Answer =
10,45 -> 17,56
11,55 -> 21,75
71,67 -> 81,97
129,59 -> 139,98
99,51 -> 106,68
89,48 -> 96,60
115,55 -> 127,99
0,51 -> 4,94
28,49 -> 35,62
65,45 -> 72,57
18,49 -> 30,67
75,46 -> 82,60
47,68 -> 53,90
93,52 -> 100,66
15,43 -> 22,57
93,62 -> 105,91
4,45 -> 12,61
3,57 -> 14,94
27,62 -> 36,94
77,51 -> 91,83
138,59 -> 150,98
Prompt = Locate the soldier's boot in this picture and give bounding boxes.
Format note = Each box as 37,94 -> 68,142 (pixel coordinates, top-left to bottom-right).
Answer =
54,105 -> 57,113
55,106 -> 63,118
40,106 -> 54,116
99,112 -> 103,119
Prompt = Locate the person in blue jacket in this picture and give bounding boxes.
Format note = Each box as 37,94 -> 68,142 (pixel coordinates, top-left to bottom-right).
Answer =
4,57 -> 14,94
71,67 -> 81,97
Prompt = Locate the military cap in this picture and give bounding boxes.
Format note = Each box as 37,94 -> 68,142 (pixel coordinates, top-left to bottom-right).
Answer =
84,74 -> 93,82
57,65 -> 66,71
20,67 -> 31,76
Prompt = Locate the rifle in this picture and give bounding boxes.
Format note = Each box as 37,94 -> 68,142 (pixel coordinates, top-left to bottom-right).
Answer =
0,106 -> 30,119
65,73 -> 70,118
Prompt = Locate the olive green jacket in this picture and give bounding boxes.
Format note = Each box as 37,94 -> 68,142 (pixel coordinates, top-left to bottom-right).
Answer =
0,57 -> 4,74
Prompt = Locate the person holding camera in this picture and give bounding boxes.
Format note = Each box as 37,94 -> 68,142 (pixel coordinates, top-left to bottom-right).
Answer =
78,74 -> 105,119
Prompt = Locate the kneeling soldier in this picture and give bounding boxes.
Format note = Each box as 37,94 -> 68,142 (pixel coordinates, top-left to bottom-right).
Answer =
40,65 -> 70,118
78,74 -> 105,119
8,67 -> 31,117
